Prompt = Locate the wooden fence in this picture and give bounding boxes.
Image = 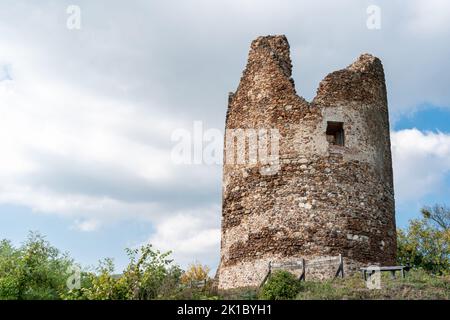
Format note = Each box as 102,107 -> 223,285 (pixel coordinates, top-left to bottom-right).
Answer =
260,254 -> 344,287
186,279 -> 208,288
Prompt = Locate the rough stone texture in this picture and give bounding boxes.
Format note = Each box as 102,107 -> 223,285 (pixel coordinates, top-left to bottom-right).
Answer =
216,35 -> 397,290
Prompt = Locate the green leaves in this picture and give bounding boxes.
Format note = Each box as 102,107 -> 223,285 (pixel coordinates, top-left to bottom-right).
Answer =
0,232 -> 73,300
1,232 -> 216,300
397,205 -> 450,275
259,270 -> 302,300
67,244 -> 182,300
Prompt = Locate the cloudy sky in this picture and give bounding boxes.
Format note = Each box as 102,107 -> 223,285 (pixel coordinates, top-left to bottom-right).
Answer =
0,0 -> 449,272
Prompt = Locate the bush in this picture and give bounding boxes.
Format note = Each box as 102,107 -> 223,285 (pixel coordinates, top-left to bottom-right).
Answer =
0,232 -> 219,300
259,270 -> 302,300
66,245 -> 183,300
397,204 -> 450,275
181,263 -> 210,285
0,232 -> 220,300
0,232 -> 73,300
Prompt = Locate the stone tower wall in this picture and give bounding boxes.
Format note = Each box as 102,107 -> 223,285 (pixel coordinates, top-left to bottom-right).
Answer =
217,35 -> 396,290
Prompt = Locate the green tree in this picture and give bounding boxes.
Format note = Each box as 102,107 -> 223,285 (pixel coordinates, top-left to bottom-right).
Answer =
397,204 -> 450,274
69,244 -> 182,300
122,244 -> 182,300
73,258 -> 128,300
0,232 -> 74,300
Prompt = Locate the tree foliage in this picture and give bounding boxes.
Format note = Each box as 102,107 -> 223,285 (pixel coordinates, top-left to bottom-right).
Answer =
259,270 -> 302,300
0,232 -> 73,300
181,262 -> 210,285
65,244 -> 184,300
4,204 -> 447,300
397,204 -> 450,274
0,233 -> 200,300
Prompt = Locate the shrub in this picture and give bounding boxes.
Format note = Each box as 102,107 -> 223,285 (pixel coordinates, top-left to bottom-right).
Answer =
181,263 -> 210,285
397,204 -> 450,275
259,270 -> 302,300
67,245 -> 183,300
0,232 -> 73,300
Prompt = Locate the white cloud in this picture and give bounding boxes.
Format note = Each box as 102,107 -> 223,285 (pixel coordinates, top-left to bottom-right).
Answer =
406,0 -> 450,35
146,207 -> 221,268
0,1 -> 450,269
0,34 -> 221,231
392,129 -> 450,202
73,219 -> 101,232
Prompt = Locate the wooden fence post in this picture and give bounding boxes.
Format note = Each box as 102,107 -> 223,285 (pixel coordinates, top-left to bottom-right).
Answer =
259,261 -> 272,288
335,254 -> 344,278
299,258 -> 306,281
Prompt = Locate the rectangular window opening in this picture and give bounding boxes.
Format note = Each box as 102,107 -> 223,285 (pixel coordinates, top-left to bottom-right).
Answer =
326,121 -> 345,146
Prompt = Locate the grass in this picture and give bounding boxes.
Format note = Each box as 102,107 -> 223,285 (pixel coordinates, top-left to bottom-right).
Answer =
295,269 -> 450,300
218,269 -> 450,300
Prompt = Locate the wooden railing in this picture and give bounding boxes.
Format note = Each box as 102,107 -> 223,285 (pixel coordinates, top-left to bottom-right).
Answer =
260,254 -> 344,288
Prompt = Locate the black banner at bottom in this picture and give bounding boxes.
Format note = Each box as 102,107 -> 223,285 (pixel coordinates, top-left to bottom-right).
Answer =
1,300 -> 447,319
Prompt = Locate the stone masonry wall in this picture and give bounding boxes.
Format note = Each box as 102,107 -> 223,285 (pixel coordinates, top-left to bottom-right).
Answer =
217,35 -> 397,290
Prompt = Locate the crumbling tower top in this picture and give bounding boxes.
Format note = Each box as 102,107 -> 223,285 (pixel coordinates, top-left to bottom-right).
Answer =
249,35 -> 293,78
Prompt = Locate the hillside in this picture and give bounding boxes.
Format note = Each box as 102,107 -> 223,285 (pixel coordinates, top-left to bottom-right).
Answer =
220,270 -> 450,300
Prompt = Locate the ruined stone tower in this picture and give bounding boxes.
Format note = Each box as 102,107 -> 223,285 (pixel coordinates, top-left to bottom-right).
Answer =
217,35 -> 397,290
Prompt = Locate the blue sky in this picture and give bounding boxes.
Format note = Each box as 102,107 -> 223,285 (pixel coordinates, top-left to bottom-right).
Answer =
394,104 -> 450,133
0,203 -> 154,269
392,105 -> 450,228
1,0 -> 450,272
